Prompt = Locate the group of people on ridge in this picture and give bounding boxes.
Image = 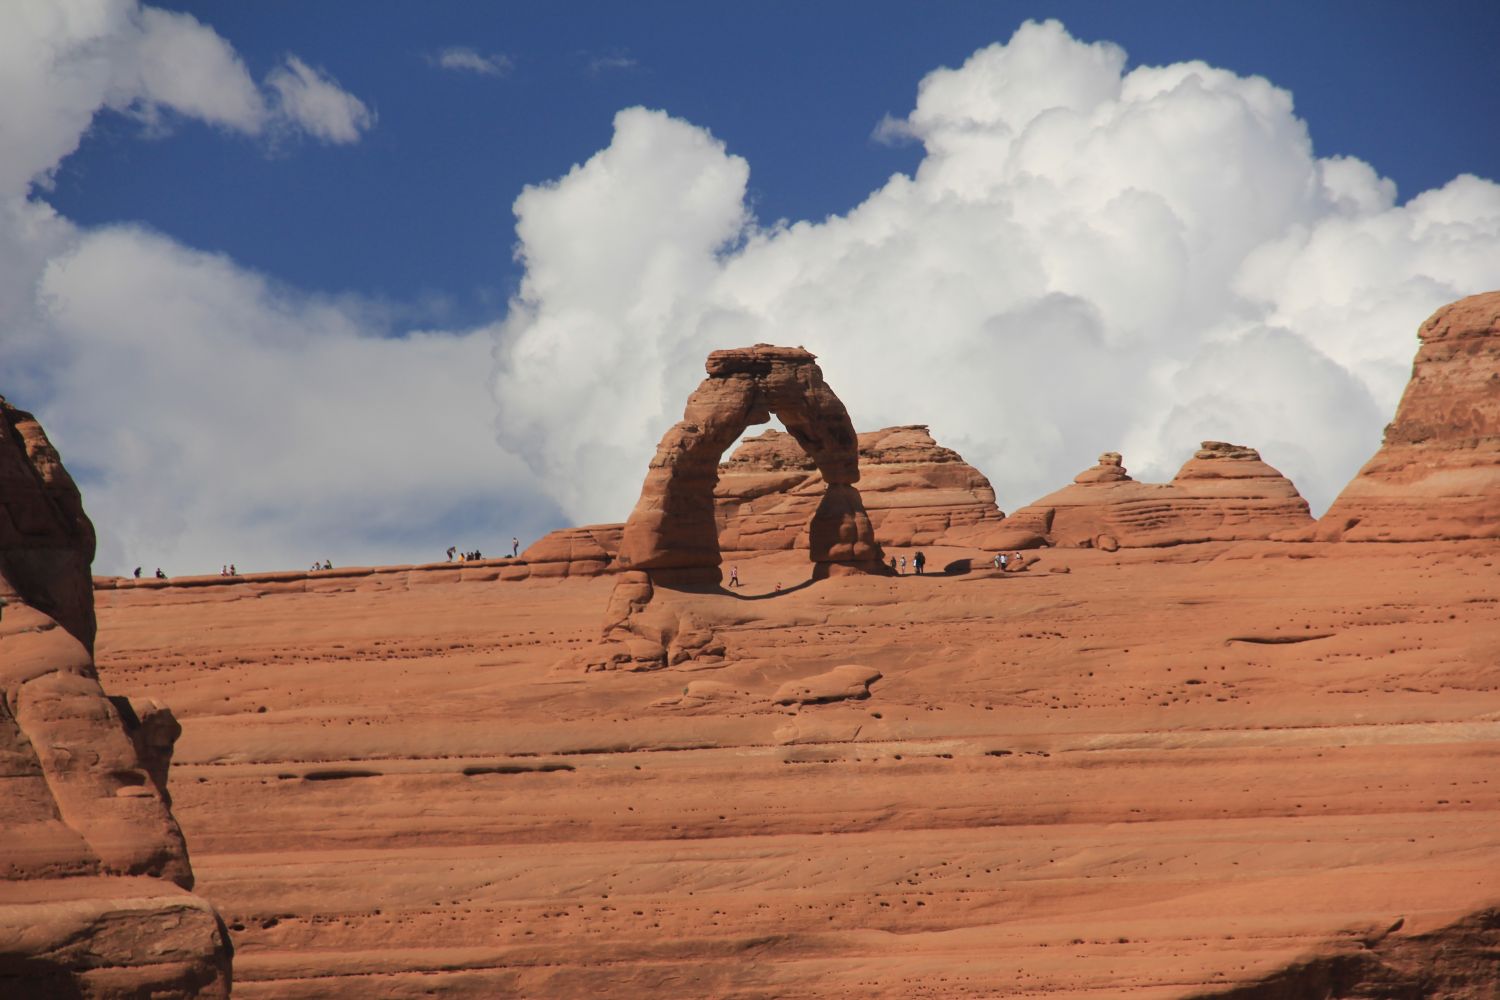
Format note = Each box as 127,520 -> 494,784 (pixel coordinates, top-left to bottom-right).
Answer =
446,537 -> 521,563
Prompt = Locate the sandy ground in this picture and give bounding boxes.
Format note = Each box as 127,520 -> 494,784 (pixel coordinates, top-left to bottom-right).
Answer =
92,541 -> 1500,998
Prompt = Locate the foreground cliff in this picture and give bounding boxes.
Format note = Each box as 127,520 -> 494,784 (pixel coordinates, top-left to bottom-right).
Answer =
0,397 -> 230,998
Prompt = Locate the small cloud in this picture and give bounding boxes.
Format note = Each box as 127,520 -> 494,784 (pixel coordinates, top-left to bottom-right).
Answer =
871,113 -> 918,146
428,46 -> 513,77
587,53 -> 639,75
265,56 -> 375,144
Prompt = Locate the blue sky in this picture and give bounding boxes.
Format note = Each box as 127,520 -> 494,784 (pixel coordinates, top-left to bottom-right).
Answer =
4,2 -> 1500,575
48,2 -> 1500,331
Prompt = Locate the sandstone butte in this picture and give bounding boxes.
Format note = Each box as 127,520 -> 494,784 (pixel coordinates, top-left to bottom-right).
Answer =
3,292 -> 1499,997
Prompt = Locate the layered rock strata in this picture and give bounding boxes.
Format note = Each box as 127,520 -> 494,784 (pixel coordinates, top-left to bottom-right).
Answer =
1317,290 -> 1500,541
966,443 -> 1312,551
716,424 -> 1003,551
0,396 -> 230,997
596,346 -> 885,669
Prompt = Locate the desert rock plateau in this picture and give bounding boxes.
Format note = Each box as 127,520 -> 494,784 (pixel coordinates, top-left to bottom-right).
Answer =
5,292 -> 1500,998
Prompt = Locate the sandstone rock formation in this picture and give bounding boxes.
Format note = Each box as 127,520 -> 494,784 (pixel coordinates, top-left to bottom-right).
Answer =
1317,290 -> 1500,541
964,442 -> 1313,551
520,423 -> 1001,578
0,397 -> 97,651
716,424 -> 1004,552
595,346 -> 886,669
771,664 -> 882,706
0,396 -> 230,998
518,524 -> 622,578
616,345 -> 884,582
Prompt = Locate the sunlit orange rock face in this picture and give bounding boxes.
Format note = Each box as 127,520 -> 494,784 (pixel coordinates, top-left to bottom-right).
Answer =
1318,289 -> 1500,541
0,398 -> 230,998
70,292 -> 1500,998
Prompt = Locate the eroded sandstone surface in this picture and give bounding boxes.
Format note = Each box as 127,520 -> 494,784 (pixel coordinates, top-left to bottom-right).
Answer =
0,397 -> 230,998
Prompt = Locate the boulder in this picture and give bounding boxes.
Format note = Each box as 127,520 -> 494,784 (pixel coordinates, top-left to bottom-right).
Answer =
1317,290 -> 1500,541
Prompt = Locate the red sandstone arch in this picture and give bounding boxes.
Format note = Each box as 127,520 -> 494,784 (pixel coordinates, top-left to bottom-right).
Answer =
615,345 -> 885,584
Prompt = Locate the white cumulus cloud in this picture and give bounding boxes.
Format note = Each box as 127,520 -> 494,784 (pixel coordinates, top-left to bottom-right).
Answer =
0,0 -> 371,196
30,227 -> 537,574
265,56 -> 374,144
493,19 -> 1500,525
0,0 -> 531,575
429,47 -> 512,77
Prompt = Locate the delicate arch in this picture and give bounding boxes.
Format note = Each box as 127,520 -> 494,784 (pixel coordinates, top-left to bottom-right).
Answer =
615,345 -> 884,583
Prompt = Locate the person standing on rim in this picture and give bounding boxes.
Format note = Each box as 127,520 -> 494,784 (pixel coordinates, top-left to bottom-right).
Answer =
511,536 -> 520,558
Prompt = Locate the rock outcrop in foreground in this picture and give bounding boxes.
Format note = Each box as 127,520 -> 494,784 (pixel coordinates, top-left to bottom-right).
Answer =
717,424 -> 1003,552
969,442 -> 1313,551
0,397 -> 230,998
1317,290 -> 1500,541
595,345 -> 886,669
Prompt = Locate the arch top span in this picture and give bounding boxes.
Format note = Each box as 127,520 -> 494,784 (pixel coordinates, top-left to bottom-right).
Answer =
615,344 -> 884,583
